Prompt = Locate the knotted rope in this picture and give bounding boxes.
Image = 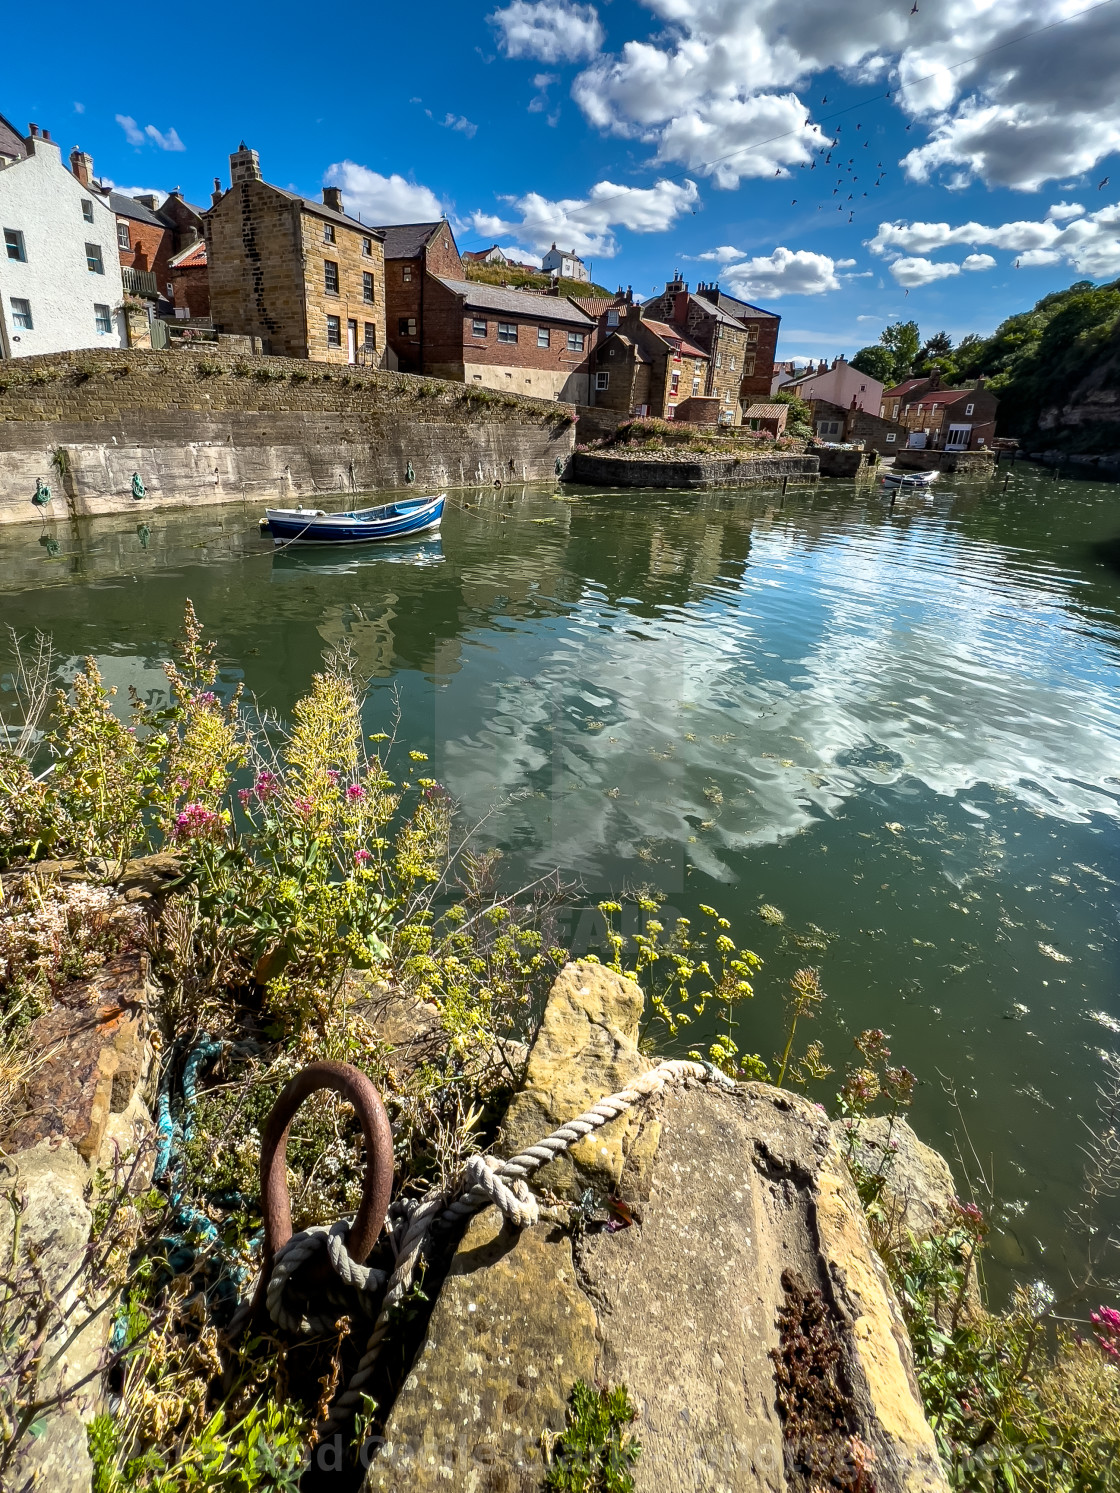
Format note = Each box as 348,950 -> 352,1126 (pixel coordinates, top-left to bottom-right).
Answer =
269,1056 -> 736,1435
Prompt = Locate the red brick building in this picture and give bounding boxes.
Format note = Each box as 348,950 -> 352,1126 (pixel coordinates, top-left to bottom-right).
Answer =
423,278 -> 596,401
167,238 -> 210,319
373,220 -> 463,372
693,283 -> 781,405
885,373 -> 999,451
589,305 -> 710,418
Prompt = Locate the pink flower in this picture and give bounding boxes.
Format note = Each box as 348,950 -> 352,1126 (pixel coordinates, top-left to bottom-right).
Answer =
172,802 -> 224,843
326,770 -> 340,786
346,784 -> 365,801
292,796 -> 315,818
196,691 -> 218,706
1091,1306 -> 1120,1359
354,849 -> 372,865
238,788 -> 251,807
253,771 -> 280,801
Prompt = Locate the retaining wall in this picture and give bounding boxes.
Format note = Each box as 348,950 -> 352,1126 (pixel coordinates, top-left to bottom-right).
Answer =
893,447 -> 996,474
569,450 -> 819,489
0,349 -> 576,524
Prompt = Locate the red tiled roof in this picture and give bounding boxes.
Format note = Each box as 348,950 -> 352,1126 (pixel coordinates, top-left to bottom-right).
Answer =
884,378 -> 927,397
169,239 -> 207,269
642,318 -> 709,360
906,388 -> 976,406
744,404 -> 787,419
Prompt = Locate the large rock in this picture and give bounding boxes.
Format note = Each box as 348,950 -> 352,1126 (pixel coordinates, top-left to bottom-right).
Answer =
367,965 -> 948,1492
831,1116 -> 961,1256
499,960 -> 657,1201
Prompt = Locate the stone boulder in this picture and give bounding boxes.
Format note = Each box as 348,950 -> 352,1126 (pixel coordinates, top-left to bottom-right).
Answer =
366,964 -> 948,1492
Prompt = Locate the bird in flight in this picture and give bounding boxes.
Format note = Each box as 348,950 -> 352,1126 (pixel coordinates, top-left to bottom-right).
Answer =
1099,176 -> 1110,190
910,2 -> 919,13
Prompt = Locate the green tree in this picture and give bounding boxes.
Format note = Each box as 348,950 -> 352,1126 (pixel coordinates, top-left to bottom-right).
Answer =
850,345 -> 895,383
880,320 -> 921,379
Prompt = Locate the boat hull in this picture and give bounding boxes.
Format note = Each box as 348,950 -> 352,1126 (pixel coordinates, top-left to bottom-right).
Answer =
263,496 -> 444,545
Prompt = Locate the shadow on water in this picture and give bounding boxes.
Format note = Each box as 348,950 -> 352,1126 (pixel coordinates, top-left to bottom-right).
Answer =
3,468 -> 1120,1304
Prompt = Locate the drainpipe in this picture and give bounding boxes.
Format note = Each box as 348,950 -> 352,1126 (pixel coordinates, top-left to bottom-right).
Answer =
418,257 -> 425,374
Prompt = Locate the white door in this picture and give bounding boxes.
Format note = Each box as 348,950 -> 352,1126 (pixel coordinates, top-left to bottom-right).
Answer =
907,431 -> 927,449
946,424 -> 972,449
347,320 -> 357,364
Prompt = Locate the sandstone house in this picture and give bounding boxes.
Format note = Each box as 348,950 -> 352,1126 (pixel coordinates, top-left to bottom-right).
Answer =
205,144 -> 388,365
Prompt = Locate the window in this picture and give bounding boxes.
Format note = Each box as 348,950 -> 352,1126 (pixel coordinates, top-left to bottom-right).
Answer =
10,297 -> 32,329
363,322 -> 376,348
362,237 -> 373,257
324,224 -> 336,244
398,317 -> 417,336
537,326 -> 550,349
117,221 -> 131,250
81,199 -> 94,223
324,261 -> 339,295
326,315 -> 341,347
729,356 -> 736,371
4,229 -> 25,262
94,303 -> 113,334
566,330 -> 585,352
362,271 -> 374,303
692,378 -> 701,395
743,356 -> 755,377
885,432 -> 896,443
401,264 -> 413,282
595,371 -> 609,390
607,309 -> 619,326
670,373 -> 680,396
965,403 -> 975,415
498,322 -> 517,344
86,242 -> 104,274
746,324 -> 759,343
715,353 -> 722,369
471,317 -> 487,337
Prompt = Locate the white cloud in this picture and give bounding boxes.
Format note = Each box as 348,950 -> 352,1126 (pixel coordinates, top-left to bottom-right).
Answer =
555,0 -> 1120,191
961,253 -> 996,271
870,201 -> 1120,278
889,257 -> 962,288
441,113 -> 478,138
490,1 -> 603,63
1047,202 -> 1084,221
470,176 -> 699,257
73,102 -> 85,114
114,187 -> 166,203
116,115 -> 145,147
116,115 -> 185,151
686,244 -> 747,264
323,161 -> 445,223
145,125 -> 185,152
721,247 -> 845,299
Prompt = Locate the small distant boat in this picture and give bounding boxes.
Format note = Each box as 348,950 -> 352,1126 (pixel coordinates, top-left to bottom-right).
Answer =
261,494 -> 444,546
882,468 -> 939,490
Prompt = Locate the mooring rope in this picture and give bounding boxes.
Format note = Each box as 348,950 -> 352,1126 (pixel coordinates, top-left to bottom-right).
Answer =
260,1056 -> 736,1435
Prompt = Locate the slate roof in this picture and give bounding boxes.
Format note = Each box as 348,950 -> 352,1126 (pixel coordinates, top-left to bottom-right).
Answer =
689,293 -> 749,329
433,277 -> 595,324
708,289 -> 780,322
108,192 -> 165,226
0,112 -> 26,162
598,332 -> 652,363
374,221 -> 445,258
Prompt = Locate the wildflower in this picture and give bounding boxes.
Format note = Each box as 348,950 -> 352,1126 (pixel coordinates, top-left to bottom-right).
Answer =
326,770 -> 340,785
354,849 -> 372,865
1091,1306 -> 1120,1359
292,797 -> 315,819
253,770 -> 281,801
196,691 -> 219,706
172,802 -> 225,843
238,789 -> 251,807
346,783 -> 365,801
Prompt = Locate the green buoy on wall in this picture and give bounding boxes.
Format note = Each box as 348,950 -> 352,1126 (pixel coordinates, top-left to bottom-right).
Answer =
32,478 -> 51,508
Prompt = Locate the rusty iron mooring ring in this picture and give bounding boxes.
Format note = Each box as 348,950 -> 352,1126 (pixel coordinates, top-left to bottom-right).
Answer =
243,1060 -> 394,1330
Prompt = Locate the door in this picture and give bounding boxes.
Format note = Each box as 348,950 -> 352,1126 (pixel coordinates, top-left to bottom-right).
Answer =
347,320 -> 357,364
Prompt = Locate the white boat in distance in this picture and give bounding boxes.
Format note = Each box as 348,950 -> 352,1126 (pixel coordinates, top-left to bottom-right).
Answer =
882,468 -> 940,489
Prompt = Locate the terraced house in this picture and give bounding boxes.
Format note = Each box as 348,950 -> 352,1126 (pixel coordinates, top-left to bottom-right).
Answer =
640,276 -> 778,424
205,145 -> 387,364
422,279 -> 596,401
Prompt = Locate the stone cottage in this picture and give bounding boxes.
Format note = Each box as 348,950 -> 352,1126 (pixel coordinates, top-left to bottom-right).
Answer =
205,145 -> 387,364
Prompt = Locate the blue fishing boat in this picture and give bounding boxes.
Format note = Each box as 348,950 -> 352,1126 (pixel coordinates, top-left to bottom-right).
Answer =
261,493 -> 444,546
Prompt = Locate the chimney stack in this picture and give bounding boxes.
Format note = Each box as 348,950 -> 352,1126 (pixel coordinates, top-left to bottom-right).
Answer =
229,143 -> 262,185
322,186 -> 343,214
70,148 -> 93,186
212,176 -> 224,206
28,123 -> 38,137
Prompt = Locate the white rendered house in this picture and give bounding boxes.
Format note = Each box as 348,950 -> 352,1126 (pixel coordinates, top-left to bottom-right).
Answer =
541,243 -> 589,283
0,122 -> 126,359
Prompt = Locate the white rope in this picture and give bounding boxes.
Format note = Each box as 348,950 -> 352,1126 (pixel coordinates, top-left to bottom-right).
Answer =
307,1056 -> 736,1433
265,1220 -> 389,1334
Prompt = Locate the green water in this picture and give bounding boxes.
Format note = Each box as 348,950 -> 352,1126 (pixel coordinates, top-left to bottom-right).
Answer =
4,467 -> 1120,1302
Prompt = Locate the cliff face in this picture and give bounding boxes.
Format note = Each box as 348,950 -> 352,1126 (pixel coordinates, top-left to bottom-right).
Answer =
1037,332 -> 1120,453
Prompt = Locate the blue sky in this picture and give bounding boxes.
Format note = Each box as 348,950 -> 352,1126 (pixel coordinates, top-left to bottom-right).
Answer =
6,0 -> 1119,362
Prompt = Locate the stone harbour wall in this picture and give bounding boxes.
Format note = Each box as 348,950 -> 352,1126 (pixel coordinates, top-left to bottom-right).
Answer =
0,348 -> 577,524
570,449 -> 819,489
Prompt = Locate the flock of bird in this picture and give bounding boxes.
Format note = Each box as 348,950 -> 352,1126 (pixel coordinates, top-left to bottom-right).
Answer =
780,111 -> 888,226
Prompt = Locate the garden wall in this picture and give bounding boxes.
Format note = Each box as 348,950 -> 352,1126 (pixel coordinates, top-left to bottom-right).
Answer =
0,349 -> 576,524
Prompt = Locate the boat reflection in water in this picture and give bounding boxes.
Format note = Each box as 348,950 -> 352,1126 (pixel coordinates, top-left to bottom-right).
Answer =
270,535 -> 444,579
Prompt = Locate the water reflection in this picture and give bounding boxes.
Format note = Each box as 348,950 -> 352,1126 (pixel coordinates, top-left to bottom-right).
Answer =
3,471 -> 1120,1301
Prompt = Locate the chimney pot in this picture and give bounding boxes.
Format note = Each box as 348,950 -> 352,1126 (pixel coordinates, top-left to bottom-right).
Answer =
28,123 -> 38,137
42,129 -> 51,141
70,148 -> 93,187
